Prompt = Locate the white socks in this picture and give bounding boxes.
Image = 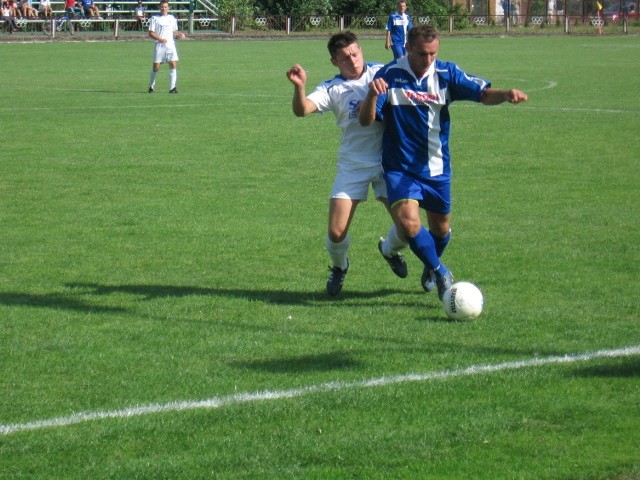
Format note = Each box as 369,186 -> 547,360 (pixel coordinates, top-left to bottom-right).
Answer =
326,235 -> 351,270
381,224 -> 407,257
327,225 -> 406,270
149,69 -> 177,90
149,69 -> 157,88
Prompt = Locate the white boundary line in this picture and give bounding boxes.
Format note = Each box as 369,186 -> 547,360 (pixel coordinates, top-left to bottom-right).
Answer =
2,345 -> 639,436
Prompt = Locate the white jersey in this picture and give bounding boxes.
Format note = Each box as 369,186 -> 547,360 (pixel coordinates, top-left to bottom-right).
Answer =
149,14 -> 178,50
307,63 -> 384,170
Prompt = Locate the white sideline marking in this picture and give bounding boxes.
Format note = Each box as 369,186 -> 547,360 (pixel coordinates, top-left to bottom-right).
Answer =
2,345 -> 639,436
0,101 -> 283,112
454,103 -> 637,115
498,79 -> 558,92
5,103 -> 638,115
526,80 -> 557,92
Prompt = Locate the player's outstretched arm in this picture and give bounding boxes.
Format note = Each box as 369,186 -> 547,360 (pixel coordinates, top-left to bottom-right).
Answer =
480,88 -> 528,105
286,65 -> 317,117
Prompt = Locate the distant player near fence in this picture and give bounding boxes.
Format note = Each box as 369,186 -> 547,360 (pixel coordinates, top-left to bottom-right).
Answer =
147,0 -> 185,94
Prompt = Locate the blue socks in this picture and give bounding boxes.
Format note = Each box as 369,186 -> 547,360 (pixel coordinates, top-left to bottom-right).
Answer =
408,227 -> 450,277
430,229 -> 451,257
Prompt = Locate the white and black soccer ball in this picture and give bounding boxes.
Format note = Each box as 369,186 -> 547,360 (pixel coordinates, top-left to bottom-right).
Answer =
442,282 -> 483,320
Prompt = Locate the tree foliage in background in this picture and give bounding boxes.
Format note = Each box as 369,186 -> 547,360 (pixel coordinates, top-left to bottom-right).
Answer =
216,0 -> 463,16
253,0 -> 333,15
331,0 -> 394,14
528,0 -> 548,14
411,0 -> 448,15
217,0 -> 254,16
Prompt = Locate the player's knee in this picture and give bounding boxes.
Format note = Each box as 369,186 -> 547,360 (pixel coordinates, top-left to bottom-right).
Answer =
393,211 -> 421,238
402,222 -> 421,238
428,219 -> 450,238
430,224 -> 450,239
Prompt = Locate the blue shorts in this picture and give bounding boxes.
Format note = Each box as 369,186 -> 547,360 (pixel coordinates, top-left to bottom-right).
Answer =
391,44 -> 406,60
384,171 -> 451,214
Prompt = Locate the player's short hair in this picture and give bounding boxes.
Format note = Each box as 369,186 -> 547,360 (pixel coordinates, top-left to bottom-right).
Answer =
407,25 -> 439,46
327,31 -> 359,59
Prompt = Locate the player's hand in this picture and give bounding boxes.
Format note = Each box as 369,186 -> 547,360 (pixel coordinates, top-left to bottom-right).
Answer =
507,89 -> 528,104
176,32 -> 185,40
481,88 -> 528,106
286,64 -> 307,87
368,77 -> 388,96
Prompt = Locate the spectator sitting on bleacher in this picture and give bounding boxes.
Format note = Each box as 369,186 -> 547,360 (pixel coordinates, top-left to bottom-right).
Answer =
63,0 -> 78,18
134,0 -> 145,29
18,0 -> 37,17
38,0 -> 53,17
7,0 -> 20,16
79,0 -> 101,17
2,0 -> 19,30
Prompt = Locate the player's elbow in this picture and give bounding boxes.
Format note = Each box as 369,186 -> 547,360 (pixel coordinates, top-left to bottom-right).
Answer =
292,104 -> 311,117
359,115 -> 374,127
293,101 -> 316,117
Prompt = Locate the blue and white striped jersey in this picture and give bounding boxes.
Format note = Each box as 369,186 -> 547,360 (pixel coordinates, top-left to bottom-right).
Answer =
307,63 -> 385,170
386,12 -> 412,47
374,57 -> 490,181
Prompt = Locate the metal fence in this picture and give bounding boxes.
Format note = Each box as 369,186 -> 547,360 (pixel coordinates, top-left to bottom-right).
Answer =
4,12 -> 639,38
226,12 -> 639,35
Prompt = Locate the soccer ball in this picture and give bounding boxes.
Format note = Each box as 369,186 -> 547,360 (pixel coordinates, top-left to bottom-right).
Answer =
442,282 -> 483,320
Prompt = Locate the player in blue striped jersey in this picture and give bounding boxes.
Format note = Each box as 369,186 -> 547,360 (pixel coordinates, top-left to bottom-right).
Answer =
385,1 -> 413,59
360,25 -> 528,300
287,32 -> 409,297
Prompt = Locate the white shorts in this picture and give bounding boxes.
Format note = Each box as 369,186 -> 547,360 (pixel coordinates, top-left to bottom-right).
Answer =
330,164 -> 388,201
153,43 -> 179,64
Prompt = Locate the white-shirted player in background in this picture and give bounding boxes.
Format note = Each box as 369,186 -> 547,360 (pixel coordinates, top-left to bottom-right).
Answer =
286,32 -> 408,297
148,0 -> 185,94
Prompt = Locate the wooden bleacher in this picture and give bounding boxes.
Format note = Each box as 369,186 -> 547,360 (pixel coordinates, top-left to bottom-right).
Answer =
44,0 -> 214,17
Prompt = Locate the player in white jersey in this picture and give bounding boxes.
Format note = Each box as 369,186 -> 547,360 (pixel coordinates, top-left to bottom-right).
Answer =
148,0 -> 185,94
287,32 -> 408,297
360,25 -> 528,300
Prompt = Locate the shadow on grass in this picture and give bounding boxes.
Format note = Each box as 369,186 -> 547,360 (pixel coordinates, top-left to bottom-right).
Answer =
0,291 -> 128,313
232,351 -> 362,374
64,282 -> 431,308
568,359 -> 640,378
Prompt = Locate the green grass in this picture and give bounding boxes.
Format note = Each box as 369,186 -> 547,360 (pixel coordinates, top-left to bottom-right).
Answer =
1,36 -> 639,479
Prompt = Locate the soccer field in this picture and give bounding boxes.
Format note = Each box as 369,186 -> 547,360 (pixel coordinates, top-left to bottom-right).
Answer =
1,36 -> 639,478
